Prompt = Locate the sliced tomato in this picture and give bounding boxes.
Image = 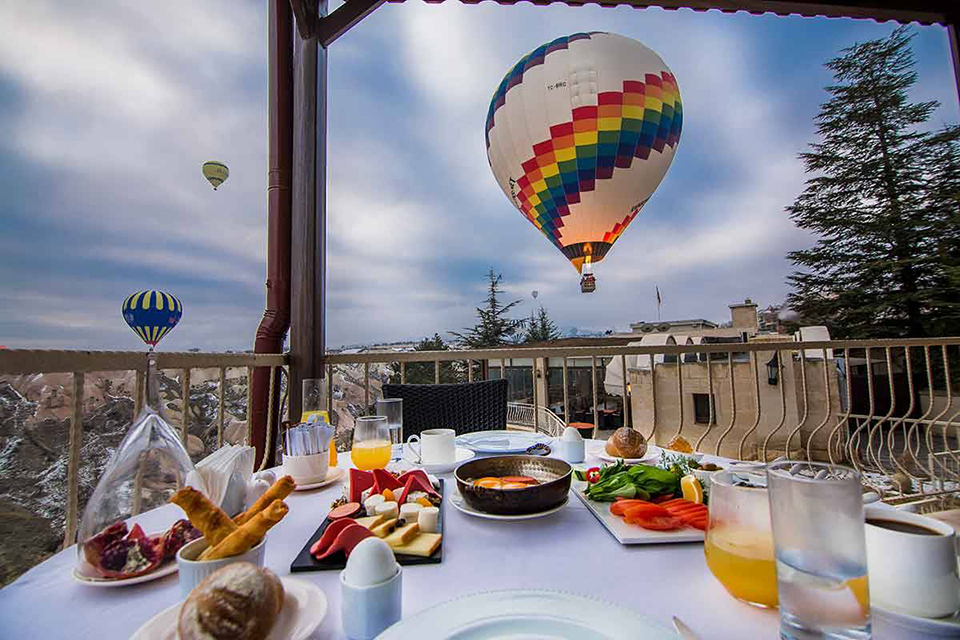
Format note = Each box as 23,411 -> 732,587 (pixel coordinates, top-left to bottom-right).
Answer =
652,494 -> 678,504
666,504 -> 706,516
501,475 -> 538,485
687,517 -> 708,531
622,503 -> 670,519
609,500 -> 656,517
658,498 -> 690,508
626,515 -> 684,531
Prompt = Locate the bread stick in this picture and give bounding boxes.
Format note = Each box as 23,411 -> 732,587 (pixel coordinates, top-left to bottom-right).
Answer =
170,487 -> 237,547
234,475 -> 295,526
201,500 -> 288,560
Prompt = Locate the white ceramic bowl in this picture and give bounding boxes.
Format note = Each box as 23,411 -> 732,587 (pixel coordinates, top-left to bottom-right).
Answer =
176,536 -> 267,599
283,451 -> 330,485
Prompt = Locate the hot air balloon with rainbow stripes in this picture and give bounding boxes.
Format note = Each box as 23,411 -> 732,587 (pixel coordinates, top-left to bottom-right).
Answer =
122,290 -> 182,349
485,32 -> 682,293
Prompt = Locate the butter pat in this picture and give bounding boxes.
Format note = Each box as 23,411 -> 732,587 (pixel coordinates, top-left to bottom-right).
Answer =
399,503 -> 422,522
375,501 -> 399,520
418,506 -> 439,534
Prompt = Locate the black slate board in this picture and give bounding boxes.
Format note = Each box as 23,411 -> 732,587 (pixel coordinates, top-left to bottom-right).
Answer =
290,479 -> 444,572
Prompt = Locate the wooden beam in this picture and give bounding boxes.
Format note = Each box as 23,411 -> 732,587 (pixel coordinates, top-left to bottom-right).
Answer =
290,0 -> 319,38
384,0 -> 949,25
318,0 -> 386,47
290,0 -> 328,423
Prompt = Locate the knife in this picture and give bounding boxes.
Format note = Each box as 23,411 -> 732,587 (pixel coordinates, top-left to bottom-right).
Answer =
672,616 -> 700,640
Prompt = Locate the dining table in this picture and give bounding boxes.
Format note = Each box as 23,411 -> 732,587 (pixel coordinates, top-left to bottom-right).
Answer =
0,439 -> 785,638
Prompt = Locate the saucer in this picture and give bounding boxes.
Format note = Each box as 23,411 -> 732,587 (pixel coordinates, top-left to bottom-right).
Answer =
403,446 -> 475,474
292,466 -> 344,491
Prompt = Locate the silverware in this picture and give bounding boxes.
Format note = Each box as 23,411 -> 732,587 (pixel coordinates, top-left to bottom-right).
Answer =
672,616 -> 700,640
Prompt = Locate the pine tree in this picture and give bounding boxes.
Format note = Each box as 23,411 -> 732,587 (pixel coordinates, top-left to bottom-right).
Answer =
786,27 -> 960,339
524,306 -> 562,343
388,334 -> 464,384
450,269 -> 526,348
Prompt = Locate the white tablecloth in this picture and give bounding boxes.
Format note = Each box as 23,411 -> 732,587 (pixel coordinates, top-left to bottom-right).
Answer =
0,442 -> 782,639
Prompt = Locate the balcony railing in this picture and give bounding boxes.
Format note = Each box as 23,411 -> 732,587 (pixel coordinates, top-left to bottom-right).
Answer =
2,337 -> 959,556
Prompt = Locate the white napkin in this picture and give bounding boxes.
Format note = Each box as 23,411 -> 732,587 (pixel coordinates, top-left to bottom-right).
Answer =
196,445 -> 255,509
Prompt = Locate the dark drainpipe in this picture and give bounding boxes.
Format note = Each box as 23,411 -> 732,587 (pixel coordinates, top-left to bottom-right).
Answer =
251,0 -> 293,470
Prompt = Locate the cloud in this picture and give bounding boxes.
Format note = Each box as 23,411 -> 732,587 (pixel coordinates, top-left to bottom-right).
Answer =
1,2 -> 956,350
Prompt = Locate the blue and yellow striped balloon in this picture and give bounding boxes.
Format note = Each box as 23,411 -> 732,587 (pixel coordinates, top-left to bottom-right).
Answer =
122,290 -> 182,348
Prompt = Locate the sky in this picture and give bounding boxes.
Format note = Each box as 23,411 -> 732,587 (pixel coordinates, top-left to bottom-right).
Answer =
1,1 -> 957,351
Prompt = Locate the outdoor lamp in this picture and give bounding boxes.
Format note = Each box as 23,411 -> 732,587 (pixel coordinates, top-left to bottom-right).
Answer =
766,354 -> 780,386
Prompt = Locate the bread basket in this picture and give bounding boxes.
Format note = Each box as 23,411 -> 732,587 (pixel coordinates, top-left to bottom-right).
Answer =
176,536 -> 267,599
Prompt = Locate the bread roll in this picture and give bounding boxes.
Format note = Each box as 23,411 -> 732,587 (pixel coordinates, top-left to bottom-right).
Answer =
605,427 -> 647,459
178,563 -> 284,640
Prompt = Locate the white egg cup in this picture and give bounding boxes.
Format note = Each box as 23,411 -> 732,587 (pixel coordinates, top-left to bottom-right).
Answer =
340,565 -> 403,640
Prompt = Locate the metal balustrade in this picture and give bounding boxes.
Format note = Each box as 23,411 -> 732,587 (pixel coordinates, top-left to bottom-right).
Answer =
3,337 -> 960,551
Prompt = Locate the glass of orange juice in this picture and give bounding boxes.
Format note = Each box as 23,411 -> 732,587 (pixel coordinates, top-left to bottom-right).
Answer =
704,468 -> 778,608
350,416 -> 392,470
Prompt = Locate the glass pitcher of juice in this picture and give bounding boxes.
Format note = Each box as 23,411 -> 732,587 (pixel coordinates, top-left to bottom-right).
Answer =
704,467 -> 778,608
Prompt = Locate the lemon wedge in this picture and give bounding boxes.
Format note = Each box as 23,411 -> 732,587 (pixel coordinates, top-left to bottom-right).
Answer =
681,475 -> 704,503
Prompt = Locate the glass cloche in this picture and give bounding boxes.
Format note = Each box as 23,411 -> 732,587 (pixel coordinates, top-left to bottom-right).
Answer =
76,353 -> 203,580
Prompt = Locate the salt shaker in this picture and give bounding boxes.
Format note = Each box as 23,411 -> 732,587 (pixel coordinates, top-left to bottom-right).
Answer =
559,426 -> 585,463
340,538 -> 403,639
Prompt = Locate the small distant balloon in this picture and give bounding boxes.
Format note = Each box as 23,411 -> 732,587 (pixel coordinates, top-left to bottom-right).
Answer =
202,161 -> 229,190
122,290 -> 182,349
532,290 -> 539,299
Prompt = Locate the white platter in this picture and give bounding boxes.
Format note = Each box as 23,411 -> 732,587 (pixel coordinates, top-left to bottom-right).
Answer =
130,576 -> 327,640
450,490 -> 568,521
378,589 -> 675,639
72,559 -> 178,587
292,465 -> 344,491
871,605 -> 960,640
403,446 -> 476,474
573,485 -> 705,544
456,430 -> 552,454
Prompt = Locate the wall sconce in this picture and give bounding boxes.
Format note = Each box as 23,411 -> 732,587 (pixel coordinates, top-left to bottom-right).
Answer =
766,353 -> 779,386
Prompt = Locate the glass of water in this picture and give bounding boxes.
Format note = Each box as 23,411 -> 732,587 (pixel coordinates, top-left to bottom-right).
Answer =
767,461 -> 870,640
376,398 -> 403,460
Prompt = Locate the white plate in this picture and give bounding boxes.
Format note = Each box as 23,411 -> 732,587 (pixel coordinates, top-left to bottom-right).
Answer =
72,559 -> 179,587
456,430 -> 553,454
591,444 -> 705,465
404,446 -> 476,474
378,589 -> 675,639
573,485 -> 705,544
872,604 -> 960,639
450,490 -> 568,521
293,465 -> 344,491
130,576 -> 327,640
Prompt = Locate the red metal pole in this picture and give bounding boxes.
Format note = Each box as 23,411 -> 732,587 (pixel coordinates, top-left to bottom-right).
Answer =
251,0 -> 293,469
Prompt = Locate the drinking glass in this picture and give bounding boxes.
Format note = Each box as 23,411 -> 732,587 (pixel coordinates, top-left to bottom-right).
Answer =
376,398 -> 403,460
301,378 -> 329,423
350,415 -> 391,470
767,461 -> 870,640
704,468 -> 778,608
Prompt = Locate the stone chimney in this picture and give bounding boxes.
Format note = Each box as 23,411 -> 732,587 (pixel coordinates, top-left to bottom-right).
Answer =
729,298 -> 759,333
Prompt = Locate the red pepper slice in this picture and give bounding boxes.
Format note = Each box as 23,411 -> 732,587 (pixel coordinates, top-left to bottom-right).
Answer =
586,467 -> 601,483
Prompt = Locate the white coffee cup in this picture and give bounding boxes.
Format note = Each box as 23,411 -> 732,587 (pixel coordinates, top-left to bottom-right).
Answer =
864,506 -> 960,618
405,429 -> 455,465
